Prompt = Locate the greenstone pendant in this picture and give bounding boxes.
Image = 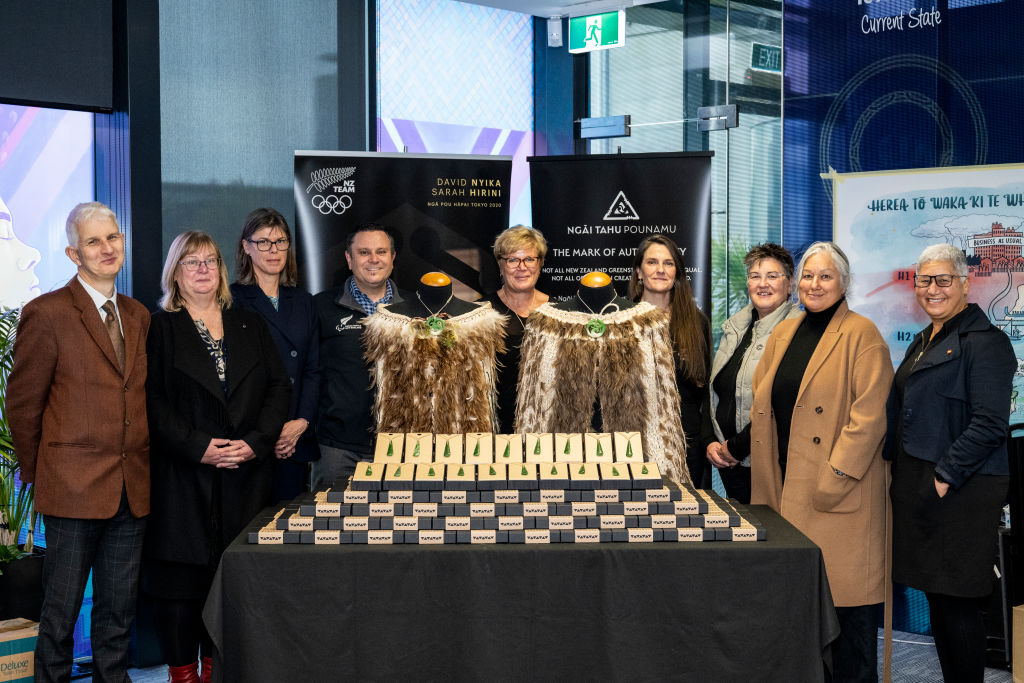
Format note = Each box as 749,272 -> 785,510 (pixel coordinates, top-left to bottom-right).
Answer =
585,318 -> 606,338
426,316 -> 445,335
502,443 -> 510,458
444,442 -> 451,458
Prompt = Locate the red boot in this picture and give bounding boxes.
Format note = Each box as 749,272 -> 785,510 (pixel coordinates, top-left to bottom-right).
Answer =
168,662 -> 200,683
200,656 -> 213,683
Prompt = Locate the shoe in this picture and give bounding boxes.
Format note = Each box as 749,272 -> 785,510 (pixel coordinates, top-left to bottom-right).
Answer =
200,655 -> 213,683
167,661 -> 200,683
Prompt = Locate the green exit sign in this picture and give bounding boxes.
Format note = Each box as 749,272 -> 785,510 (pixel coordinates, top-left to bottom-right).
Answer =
750,42 -> 782,74
568,10 -> 626,54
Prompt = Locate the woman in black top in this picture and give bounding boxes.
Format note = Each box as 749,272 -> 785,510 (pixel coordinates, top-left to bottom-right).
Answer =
480,226 -> 549,432
628,234 -> 710,486
886,243 -> 1015,683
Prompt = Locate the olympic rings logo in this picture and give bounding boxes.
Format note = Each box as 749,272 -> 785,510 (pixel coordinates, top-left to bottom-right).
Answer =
311,194 -> 353,215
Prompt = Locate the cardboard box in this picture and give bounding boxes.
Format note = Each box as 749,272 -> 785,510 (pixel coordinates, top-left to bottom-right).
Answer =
629,461 -> 662,489
444,464 -> 477,491
434,434 -> 464,463
0,618 -> 37,683
383,462 -> 415,490
477,463 -> 508,490
414,463 -> 445,491
350,461 -> 383,491
598,462 -> 631,489
464,433 -> 494,465
539,462 -> 570,490
508,462 -> 539,490
373,433 -> 404,462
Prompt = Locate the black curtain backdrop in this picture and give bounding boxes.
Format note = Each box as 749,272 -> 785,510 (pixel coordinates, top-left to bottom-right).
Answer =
294,151 -> 512,297
529,152 -> 712,311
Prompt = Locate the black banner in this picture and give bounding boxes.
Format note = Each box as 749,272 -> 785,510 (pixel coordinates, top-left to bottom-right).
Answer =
528,152 -> 712,311
294,151 -> 512,296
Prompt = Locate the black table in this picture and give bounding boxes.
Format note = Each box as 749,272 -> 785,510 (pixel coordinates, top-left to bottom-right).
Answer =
204,505 -> 838,682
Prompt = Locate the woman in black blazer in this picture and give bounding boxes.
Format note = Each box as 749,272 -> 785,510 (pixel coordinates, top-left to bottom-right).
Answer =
146,230 -> 290,683
230,208 -> 319,501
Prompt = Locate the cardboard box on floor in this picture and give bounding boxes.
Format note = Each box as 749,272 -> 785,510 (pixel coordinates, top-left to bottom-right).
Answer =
0,618 -> 37,682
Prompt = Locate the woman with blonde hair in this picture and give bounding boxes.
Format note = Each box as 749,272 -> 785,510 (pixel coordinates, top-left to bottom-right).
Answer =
480,225 -> 549,432
146,230 -> 290,682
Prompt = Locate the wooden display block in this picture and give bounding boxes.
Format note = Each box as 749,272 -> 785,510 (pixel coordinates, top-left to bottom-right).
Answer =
524,433 -> 554,463
570,462 -> 601,490
414,463 -> 445,491
350,461 -> 383,491
628,461 -> 662,489
613,432 -> 644,463
477,463 -> 508,490
403,433 -> 433,464
434,434 -> 464,463
383,462 -> 415,490
598,462 -> 632,489
507,462 -> 538,490
470,529 -> 497,544
373,433 -> 404,463
584,433 -> 614,463
524,529 -> 552,544
539,462 -> 570,490
464,433 -> 493,465
554,433 -> 584,463
573,528 -> 601,543
444,463 -> 477,491
729,521 -> 766,541
314,530 -> 341,544
493,434 -> 524,464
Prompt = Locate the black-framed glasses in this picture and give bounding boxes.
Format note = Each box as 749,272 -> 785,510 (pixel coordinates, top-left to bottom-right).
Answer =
500,256 -> 538,267
248,237 -> 290,252
179,257 -> 221,272
914,273 -> 960,288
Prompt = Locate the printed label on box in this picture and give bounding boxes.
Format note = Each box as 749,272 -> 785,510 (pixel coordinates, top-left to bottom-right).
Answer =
287,515 -> 314,530
594,490 -> 619,502
442,491 -> 467,503
470,530 -> 496,544
367,530 -> 394,545
498,516 -> 524,530
419,530 -> 445,545
257,530 -> 283,544
314,530 -> 340,544
315,502 -> 341,516
343,517 -> 370,531
494,490 -> 519,503
539,490 -> 564,502
470,503 -> 495,517
628,528 -> 654,543
575,529 -> 601,543
525,529 -> 550,544
412,503 -> 438,517
392,517 -> 419,531
445,516 -> 471,530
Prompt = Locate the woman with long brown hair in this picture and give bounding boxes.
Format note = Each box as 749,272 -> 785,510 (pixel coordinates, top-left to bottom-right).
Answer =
629,234 -> 711,486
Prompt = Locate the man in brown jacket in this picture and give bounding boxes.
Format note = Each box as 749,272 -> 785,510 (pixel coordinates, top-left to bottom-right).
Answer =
8,202 -> 150,683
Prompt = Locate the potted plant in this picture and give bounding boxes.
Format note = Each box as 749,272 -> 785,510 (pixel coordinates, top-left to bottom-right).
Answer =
0,307 -> 42,620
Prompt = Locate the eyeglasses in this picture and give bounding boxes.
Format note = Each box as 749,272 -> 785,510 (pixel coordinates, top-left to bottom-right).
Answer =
248,237 -> 290,252
747,272 -> 785,282
500,256 -> 539,268
914,274 -> 960,288
179,257 -> 221,272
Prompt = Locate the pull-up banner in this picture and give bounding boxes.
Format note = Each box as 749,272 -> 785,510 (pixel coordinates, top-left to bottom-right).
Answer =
294,151 -> 512,296
528,152 -> 713,311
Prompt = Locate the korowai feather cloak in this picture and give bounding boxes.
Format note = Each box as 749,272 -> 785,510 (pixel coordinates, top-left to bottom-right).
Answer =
514,301 -> 690,484
363,302 -> 507,435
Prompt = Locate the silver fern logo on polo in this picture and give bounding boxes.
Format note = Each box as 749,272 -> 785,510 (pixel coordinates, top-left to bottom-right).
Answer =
603,191 -> 639,221
336,315 -> 360,332
306,166 -> 356,215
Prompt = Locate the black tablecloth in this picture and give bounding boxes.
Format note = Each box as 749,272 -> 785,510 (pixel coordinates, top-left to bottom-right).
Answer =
204,505 -> 838,682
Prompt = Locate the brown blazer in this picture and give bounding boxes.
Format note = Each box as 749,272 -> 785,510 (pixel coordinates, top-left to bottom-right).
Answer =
750,300 -> 893,607
8,277 -> 150,518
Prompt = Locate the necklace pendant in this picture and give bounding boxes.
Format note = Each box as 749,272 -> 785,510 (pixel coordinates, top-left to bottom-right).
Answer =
585,318 -> 606,338
425,315 -> 446,335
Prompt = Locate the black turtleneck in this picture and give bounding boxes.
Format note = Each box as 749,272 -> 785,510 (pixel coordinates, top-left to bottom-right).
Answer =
771,297 -> 844,478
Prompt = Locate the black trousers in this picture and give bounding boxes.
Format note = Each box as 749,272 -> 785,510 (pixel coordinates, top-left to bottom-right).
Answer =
926,591 -> 988,683
717,465 -> 752,504
36,489 -> 146,683
827,604 -> 879,683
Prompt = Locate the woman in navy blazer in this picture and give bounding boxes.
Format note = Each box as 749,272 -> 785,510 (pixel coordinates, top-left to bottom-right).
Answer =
885,243 -> 1015,683
230,208 -> 320,502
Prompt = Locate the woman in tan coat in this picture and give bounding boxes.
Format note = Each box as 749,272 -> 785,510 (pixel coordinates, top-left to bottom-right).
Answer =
750,241 -> 893,682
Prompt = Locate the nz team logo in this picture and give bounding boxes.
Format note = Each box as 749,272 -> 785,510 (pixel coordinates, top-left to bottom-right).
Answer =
603,191 -> 639,221
306,166 -> 356,215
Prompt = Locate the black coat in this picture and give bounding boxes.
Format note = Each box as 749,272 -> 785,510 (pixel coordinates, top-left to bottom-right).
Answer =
230,283 -> 320,463
144,307 -> 290,567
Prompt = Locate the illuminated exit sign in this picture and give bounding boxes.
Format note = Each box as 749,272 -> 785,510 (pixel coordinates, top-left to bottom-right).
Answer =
568,10 -> 626,54
750,42 -> 782,73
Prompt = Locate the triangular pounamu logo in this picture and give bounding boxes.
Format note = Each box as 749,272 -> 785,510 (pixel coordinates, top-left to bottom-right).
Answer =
603,191 -> 639,221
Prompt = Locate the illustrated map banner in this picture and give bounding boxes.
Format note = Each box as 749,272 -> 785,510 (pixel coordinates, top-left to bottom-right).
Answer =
834,163 -> 1024,420
294,151 -> 512,297
528,152 -> 712,311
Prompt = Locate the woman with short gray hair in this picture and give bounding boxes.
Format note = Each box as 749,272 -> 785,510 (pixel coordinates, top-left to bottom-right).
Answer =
886,243 -> 1014,682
